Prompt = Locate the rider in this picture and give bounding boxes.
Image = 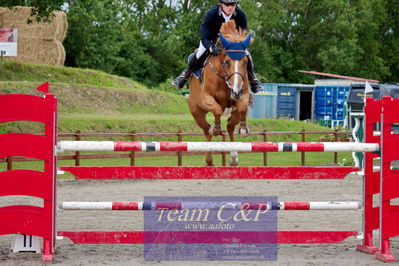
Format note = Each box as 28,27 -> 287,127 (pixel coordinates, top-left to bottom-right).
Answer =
172,0 -> 263,94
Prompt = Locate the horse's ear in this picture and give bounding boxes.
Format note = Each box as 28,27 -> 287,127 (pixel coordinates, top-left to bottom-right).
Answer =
242,34 -> 252,49
220,33 -> 230,49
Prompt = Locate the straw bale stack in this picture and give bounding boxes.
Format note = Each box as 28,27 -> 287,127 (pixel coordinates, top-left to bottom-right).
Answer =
0,9 -> 4,27
53,11 -> 68,42
0,6 -> 68,66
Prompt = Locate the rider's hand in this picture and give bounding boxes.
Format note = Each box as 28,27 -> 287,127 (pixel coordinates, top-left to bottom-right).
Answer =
210,45 -> 221,55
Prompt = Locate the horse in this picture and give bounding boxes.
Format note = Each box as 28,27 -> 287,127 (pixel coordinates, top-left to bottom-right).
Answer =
188,20 -> 253,166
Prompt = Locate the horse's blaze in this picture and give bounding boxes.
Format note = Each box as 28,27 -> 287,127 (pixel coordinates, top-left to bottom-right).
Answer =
232,61 -> 240,93
228,60 -> 245,101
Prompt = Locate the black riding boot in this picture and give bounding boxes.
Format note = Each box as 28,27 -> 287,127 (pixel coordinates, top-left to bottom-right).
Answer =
172,54 -> 198,89
247,54 -> 263,94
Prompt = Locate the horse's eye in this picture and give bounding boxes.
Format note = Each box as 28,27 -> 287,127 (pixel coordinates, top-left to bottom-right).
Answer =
224,60 -> 229,65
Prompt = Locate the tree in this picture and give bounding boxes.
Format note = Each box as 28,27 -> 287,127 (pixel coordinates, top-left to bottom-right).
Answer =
60,0 -> 397,86
350,0 -> 389,81
381,0 -> 399,81
63,0 -> 126,74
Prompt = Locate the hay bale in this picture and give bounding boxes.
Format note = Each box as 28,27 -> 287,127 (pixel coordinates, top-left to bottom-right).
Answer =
0,6 -> 67,66
1,7 -> 67,40
0,6 -> 33,22
4,38 -> 65,66
1,20 -> 58,40
0,9 -> 5,27
58,41 -> 66,64
53,11 -> 68,42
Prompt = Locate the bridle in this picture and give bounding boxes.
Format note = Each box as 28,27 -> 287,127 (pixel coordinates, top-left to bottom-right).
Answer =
206,46 -> 248,90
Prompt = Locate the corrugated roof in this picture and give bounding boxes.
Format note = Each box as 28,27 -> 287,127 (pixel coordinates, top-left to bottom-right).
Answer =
298,70 -> 379,83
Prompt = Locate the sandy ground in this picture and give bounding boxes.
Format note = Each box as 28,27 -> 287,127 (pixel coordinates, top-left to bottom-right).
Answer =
1,173 -> 398,265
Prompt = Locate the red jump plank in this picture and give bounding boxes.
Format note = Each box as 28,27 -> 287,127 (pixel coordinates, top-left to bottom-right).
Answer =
60,166 -> 359,180
58,230 -> 357,244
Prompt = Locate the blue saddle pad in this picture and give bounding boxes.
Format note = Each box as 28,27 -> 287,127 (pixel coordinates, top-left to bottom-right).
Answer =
193,68 -> 201,78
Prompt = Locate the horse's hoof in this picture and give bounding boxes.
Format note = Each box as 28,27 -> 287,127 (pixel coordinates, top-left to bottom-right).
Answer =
229,151 -> 239,166
238,127 -> 250,137
229,157 -> 239,166
209,126 -> 222,136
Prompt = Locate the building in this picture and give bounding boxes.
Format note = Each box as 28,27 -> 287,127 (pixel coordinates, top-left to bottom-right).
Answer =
249,71 -> 380,128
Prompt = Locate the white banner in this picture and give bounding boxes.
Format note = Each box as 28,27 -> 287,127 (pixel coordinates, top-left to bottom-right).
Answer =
0,28 -> 18,56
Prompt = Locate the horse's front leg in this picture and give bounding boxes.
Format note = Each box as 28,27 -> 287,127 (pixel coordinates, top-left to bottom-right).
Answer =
236,94 -> 250,137
202,93 -> 223,136
227,111 -> 240,166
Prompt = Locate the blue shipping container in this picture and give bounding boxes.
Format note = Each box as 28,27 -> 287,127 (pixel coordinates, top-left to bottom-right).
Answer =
251,83 -> 316,121
277,85 -> 298,119
315,86 -> 350,122
248,83 -> 278,119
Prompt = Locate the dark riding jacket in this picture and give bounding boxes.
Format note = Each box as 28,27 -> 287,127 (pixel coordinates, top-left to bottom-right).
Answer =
200,5 -> 247,50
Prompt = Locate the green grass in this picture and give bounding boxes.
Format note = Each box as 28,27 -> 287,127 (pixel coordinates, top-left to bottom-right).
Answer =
0,60 -> 139,88
0,60 -> 354,175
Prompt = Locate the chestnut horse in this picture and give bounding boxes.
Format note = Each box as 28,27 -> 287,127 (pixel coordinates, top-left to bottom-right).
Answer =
188,20 -> 253,166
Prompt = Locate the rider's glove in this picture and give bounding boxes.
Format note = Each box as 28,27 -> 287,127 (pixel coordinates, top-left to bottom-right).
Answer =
209,45 -> 221,55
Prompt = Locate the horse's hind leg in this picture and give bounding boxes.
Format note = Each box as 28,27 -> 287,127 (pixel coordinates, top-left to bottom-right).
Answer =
190,108 -> 214,166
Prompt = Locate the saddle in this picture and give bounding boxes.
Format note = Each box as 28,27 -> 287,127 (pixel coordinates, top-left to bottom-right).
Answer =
188,52 -> 211,81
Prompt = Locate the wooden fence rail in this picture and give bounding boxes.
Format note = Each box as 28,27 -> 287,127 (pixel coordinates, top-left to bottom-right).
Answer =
2,130 -> 352,170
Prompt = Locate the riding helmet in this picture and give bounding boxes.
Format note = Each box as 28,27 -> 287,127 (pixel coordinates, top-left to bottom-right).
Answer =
219,0 -> 239,3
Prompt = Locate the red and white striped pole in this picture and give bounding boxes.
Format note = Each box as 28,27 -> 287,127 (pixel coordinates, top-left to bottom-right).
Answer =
59,201 -> 361,211
57,141 -> 379,153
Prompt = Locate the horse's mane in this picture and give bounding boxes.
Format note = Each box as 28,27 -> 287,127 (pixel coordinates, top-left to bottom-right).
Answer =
220,20 -> 249,42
